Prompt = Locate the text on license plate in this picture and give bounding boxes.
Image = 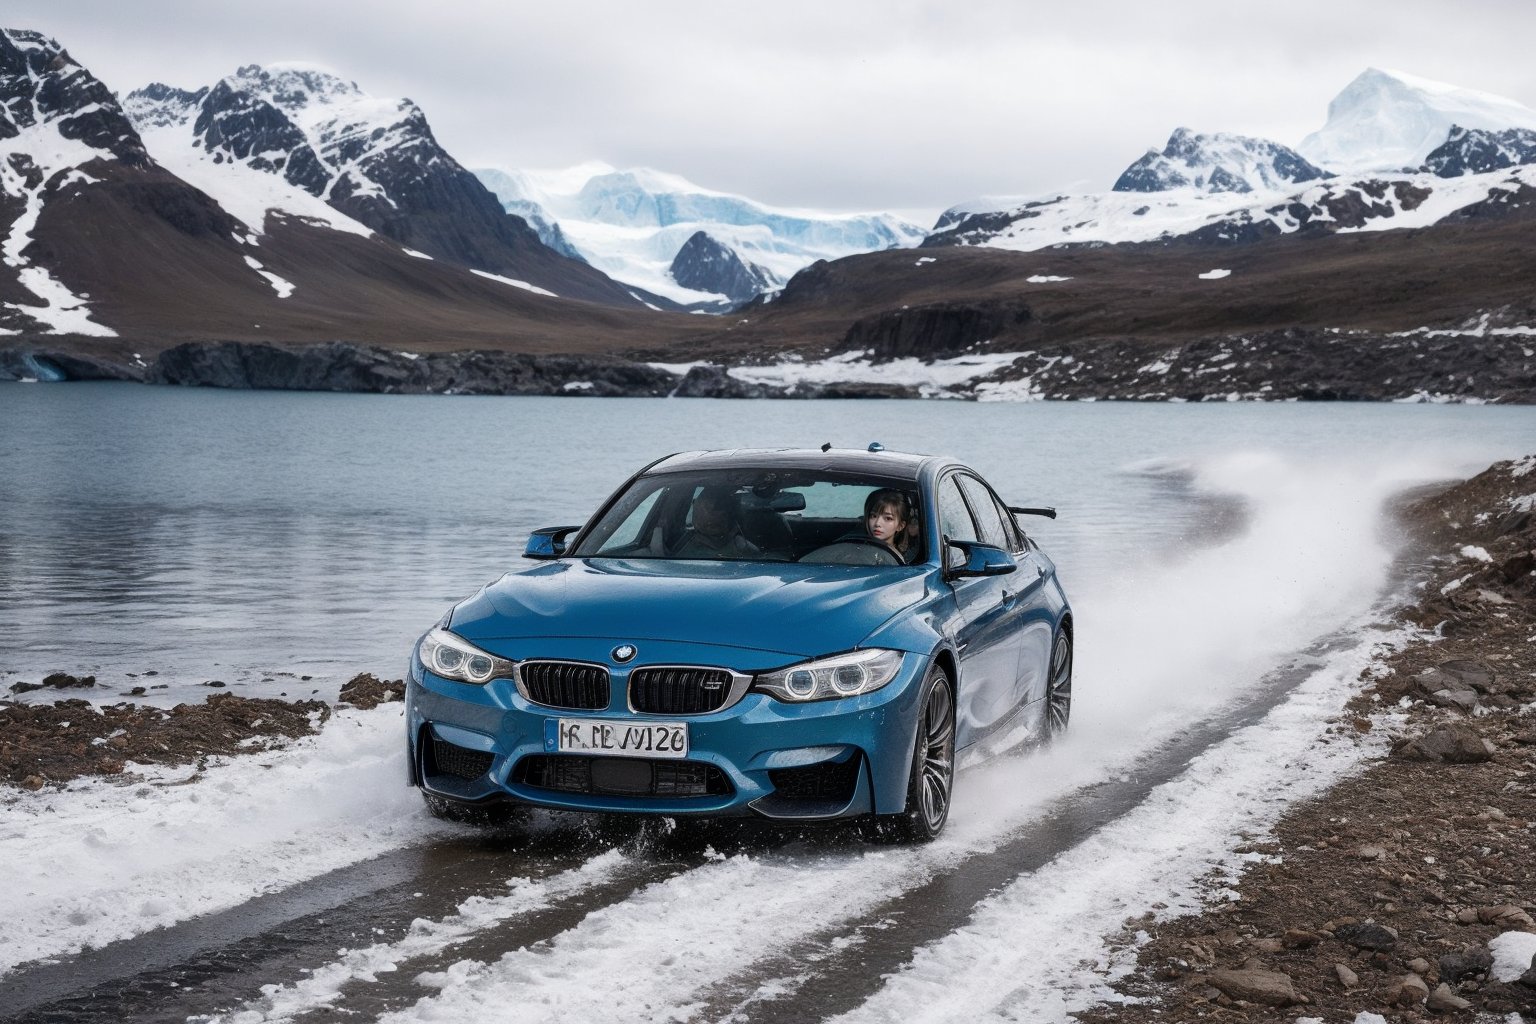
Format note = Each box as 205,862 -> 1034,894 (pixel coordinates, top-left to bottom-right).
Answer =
552,718 -> 689,758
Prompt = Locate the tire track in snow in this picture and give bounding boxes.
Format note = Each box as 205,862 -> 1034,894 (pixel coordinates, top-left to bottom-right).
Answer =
0,832 -> 645,1024
360,629 -> 1378,1024
707,634 -> 1395,1024
196,850 -> 638,1023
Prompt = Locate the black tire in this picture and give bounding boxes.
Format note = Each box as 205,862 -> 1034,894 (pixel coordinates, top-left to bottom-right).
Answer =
1043,630 -> 1072,742
870,664 -> 955,843
422,791 -> 525,826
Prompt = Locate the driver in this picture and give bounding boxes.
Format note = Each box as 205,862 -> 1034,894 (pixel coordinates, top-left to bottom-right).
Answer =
864,488 -> 918,562
672,486 -> 762,559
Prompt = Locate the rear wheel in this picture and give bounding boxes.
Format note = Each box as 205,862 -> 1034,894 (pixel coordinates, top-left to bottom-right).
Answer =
1043,630 -> 1072,742
871,664 -> 955,843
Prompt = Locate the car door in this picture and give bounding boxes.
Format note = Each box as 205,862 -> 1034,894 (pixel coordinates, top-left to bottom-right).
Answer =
956,474 -> 1042,714
979,482 -> 1056,710
938,472 -> 1020,749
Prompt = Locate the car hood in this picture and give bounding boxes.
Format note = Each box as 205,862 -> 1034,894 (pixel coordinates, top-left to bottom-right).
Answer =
450,557 -> 931,659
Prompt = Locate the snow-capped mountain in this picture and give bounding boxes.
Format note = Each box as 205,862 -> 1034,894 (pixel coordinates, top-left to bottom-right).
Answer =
476,163 -> 926,306
1298,67 -> 1536,174
123,64 -> 639,306
1,28 -> 159,336
1113,127 -> 1327,194
1424,125 -> 1536,177
0,29 -> 697,352
926,67 -> 1536,254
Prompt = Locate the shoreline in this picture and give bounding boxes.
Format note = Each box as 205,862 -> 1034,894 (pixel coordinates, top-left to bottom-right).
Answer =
3,326 -> 1534,403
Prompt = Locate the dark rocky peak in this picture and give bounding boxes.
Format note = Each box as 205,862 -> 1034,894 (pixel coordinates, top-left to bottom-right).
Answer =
120,82 -> 208,129
669,230 -> 775,303
1424,124 -> 1536,177
225,63 -> 363,117
1113,127 -> 1327,194
0,28 -> 151,167
193,80 -> 329,195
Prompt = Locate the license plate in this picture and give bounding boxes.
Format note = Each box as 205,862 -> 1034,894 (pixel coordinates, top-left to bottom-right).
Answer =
552,719 -> 689,759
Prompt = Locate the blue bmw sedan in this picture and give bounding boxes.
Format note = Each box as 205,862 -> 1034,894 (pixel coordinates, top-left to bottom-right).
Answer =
406,446 -> 1072,842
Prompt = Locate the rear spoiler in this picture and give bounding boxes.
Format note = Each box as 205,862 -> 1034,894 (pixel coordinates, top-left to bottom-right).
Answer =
1008,506 -> 1057,520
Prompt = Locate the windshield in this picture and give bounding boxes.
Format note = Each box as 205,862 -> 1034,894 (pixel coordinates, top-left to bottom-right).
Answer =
571,468 -> 925,565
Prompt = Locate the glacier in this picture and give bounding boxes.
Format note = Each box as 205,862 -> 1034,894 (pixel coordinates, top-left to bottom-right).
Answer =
1300,67 -> 1536,174
476,163 -> 926,306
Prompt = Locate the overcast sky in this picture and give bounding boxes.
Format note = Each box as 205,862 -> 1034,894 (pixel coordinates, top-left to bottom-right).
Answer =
10,0 -> 1536,220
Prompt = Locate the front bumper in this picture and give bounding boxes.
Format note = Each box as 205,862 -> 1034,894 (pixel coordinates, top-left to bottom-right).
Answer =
405,637 -> 928,819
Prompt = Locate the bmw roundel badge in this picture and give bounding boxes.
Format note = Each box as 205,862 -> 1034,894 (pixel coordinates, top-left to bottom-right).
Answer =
612,644 -> 638,663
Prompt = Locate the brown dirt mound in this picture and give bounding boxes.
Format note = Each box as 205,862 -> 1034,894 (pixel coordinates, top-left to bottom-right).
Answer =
0,673 -> 404,790
337,672 -> 406,710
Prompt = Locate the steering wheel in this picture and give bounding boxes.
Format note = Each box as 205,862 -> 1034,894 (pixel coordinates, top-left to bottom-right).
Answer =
798,538 -> 902,566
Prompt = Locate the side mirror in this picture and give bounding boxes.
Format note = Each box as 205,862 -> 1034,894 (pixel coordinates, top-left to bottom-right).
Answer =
945,540 -> 1018,578
524,525 -> 582,560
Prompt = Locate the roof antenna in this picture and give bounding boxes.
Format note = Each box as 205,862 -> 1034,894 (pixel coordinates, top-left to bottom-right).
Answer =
867,441 -> 885,452
820,442 -> 832,452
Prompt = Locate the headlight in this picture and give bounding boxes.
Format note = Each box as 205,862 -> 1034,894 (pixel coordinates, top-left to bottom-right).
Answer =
754,649 -> 905,703
417,628 -> 516,685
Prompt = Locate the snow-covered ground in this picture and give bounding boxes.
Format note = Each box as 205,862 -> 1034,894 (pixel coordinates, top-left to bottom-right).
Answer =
0,449 -> 1460,1024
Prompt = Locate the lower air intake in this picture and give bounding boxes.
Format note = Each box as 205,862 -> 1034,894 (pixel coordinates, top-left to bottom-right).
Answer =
430,735 -> 495,780
768,757 -> 861,802
516,755 -> 732,798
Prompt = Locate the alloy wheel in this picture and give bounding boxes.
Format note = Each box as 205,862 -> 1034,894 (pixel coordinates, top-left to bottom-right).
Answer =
918,677 -> 955,830
1046,632 -> 1072,738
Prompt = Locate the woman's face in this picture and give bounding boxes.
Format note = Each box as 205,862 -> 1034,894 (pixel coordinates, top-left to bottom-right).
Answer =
866,504 -> 907,545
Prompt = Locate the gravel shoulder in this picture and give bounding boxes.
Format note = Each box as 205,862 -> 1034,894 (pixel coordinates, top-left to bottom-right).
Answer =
1079,454 -> 1536,1023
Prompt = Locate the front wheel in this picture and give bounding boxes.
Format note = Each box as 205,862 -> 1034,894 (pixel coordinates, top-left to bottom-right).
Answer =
1043,630 -> 1072,742
870,665 -> 955,843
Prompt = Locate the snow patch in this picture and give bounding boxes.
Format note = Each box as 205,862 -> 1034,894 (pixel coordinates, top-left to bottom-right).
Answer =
728,350 -> 1028,398
470,268 -> 557,297
1489,930 -> 1536,982
243,255 -> 295,298
0,706 -> 446,974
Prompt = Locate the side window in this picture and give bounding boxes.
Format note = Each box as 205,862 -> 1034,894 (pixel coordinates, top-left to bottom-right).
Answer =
937,476 -> 979,545
958,475 -> 1011,550
991,494 -> 1027,552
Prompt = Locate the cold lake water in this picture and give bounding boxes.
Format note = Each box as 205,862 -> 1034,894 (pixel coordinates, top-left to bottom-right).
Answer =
2,382 -> 1533,705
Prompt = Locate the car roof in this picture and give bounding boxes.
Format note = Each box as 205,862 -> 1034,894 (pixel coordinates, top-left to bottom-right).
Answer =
646,447 -> 941,482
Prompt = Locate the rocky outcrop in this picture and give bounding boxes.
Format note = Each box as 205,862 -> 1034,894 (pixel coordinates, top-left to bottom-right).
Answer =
668,231 -> 775,304
1424,125 -> 1536,177
965,327 -> 1536,404
1113,127 -> 1328,194
191,79 -> 330,195
839,302 -> 1032,361
146,341 -> 680,396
